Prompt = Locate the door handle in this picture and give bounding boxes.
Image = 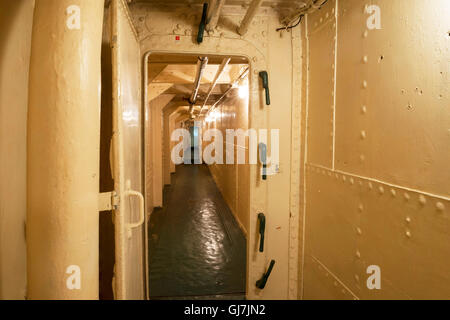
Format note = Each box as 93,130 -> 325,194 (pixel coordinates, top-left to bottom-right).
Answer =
258,143 -> 267,180
259,71 -> 271,106
256,260 -> 275,289
197,2 -> 208,44
124,180 -> 145,239
257,213 -> 266,252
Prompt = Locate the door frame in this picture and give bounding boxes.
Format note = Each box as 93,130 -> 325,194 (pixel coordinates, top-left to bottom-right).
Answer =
143,51 -> 254,299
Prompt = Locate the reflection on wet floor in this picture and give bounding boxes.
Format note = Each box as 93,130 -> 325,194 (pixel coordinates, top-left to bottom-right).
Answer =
148,164 -> 246,300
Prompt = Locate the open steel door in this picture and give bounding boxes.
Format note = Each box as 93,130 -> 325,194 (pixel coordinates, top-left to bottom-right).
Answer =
110,0 -> 146,300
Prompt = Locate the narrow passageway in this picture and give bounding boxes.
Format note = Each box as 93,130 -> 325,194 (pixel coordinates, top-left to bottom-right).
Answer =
148,164 -> 246,299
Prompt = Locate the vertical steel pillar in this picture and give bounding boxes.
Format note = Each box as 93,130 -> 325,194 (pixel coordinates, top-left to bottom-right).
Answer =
27,0 -> 104,299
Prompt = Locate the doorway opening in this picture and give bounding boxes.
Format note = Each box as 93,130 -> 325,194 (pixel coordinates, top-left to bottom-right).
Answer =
145,53 -> 251,299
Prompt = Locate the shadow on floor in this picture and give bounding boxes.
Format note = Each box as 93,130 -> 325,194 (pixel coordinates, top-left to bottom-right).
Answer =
148,164 -> 246,300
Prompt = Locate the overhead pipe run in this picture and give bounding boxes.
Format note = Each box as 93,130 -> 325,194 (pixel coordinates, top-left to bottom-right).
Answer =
206,67 -> 250,118
197,57 -> 231,117
206,0 -> 225,32
189,56 -> 209,116
280,0 -> 329,27
237,0 -> 263,36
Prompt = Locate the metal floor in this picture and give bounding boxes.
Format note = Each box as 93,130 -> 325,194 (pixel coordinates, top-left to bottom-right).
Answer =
148,164 -> 246,300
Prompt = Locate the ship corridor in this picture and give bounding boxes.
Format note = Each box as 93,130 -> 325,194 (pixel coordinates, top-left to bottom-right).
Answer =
148,164 -> 246,299
2,0 -> 450,301
144,53 -> 251,299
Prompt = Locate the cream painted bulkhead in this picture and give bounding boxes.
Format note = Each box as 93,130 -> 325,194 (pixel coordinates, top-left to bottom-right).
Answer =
0,0 -> 449,301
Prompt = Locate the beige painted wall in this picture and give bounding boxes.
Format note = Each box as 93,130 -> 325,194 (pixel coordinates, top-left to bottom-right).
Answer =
148,94 -> 175,208
204,86 -> 250,235
0,0 -> 34,300
301,0 -> 450,300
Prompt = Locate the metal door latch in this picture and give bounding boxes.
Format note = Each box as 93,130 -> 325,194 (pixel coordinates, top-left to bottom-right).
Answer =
256,260 -> 276,289
258,143 -> 267,180
98,191 -> 119,212
258,213 -> 266,252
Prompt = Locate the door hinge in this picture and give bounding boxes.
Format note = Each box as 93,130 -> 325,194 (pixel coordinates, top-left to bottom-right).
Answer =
98,191 -> 119,212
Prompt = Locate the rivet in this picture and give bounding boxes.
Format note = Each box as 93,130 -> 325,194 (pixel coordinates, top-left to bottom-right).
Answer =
419,195 -> 427,206
404,193 -> 410,201
360,130 -> 367,139
360,154 -> 366,162
363,55 -> 368,63
356,251 -> 361,258
362,80 -> 368,89
356,227 -> 362,235
361,105 -> 367,114
343,176 -> 347,182
350,178 -> 355,185
358,204 -> 364,212
406,230 -> 412,238
391,189 -> 396,197
368,182 -> 373,190
363,30 -> 369,38
378,186 -> 385,194
436,202 -> 446,212
405,216 -> 411,223
354,275 -> 360,282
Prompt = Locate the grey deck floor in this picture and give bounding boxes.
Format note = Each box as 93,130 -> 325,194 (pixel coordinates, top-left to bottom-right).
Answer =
148,164 -> 246,299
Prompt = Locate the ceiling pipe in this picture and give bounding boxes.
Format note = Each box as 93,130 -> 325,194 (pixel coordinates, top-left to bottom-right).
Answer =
206,0 -> 218,22
237,0 -> 263,36
206,0 -> 225,31
197,57 -> 231,116
189,56 -> 209,115
206,67 -> 250,117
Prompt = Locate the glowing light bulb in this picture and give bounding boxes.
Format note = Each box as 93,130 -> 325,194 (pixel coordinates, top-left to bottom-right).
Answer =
238,84 -> 249,99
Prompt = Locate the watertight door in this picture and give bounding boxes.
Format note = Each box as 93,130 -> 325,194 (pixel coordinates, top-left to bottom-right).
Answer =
110,0 -> 145,300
